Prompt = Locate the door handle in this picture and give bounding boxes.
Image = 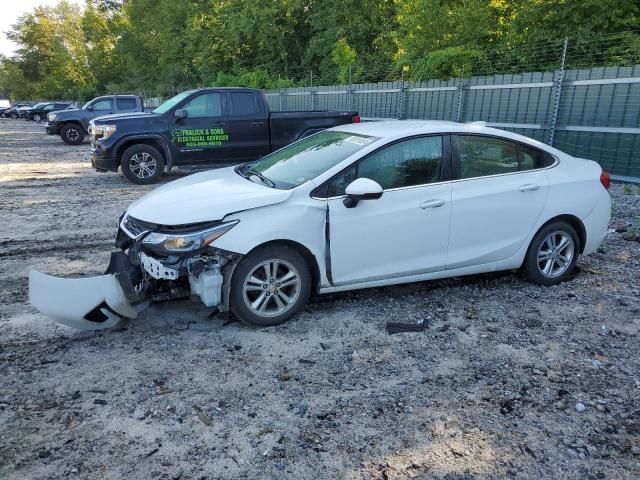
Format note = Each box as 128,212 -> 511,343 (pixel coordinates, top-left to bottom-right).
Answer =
251,121 -> 265,126
519,184 -> 540,192
419,199 -> 446,209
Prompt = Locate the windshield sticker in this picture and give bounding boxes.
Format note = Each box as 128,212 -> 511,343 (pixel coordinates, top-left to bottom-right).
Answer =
343,135 -> 373,146
172,128 -> 229,148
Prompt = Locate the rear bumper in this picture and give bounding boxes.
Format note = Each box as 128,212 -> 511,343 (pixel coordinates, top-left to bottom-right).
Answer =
582,190 -> 612,255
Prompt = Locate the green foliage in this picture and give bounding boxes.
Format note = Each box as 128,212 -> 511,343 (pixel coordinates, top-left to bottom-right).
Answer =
0,0 -> 639,101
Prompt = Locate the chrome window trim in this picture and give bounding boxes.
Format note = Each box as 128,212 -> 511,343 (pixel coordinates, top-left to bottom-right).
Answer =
311,138 -> 559,201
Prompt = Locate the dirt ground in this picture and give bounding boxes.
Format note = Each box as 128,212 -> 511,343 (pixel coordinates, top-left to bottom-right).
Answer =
0,119 -> 639,480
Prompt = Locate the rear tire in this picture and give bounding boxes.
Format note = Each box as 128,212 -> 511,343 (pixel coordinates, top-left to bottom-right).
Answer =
230,245 -> 311,327
60,124 -> 85,145
33,113 -> 42,123
120,144 -> 165,185
522,221 -> 579,286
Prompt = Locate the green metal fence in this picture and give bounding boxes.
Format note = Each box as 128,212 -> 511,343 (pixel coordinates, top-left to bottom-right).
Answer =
266,65 -> 640,181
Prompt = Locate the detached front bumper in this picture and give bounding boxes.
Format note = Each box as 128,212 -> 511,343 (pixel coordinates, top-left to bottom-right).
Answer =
29,251 -> 144,330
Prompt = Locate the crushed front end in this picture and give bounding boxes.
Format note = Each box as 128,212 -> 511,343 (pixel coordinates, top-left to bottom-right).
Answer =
29,213 -> 240,330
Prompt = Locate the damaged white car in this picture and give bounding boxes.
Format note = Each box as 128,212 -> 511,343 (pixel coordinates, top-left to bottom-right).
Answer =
30,121 -> 612,329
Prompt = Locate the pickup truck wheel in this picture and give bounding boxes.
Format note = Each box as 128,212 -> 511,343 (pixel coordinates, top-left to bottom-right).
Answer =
230,245 -> 311,327
121,144 -> 165,185
60,124 -> 85,145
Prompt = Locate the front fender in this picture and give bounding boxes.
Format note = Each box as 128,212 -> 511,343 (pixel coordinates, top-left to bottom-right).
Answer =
113,134 -> 174,168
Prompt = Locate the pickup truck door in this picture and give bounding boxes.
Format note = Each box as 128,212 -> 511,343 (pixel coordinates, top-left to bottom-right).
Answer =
222,91 -> 270,162
170,91 -> 230,164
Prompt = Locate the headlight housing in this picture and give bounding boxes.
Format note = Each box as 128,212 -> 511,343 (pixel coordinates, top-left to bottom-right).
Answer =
47,113 -> 56,122
142,221 -> 238,255
93,124 -> 117,140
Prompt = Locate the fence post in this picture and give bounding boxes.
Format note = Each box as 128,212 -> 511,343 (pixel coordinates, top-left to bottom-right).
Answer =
455,79 -> 466,122
397,69 -> 407,119
548,36 -> 569,146
347,66 -> 353,111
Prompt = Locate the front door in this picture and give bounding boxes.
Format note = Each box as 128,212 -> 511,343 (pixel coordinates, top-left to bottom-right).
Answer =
171,91 -> 229,164
446,135 -> 550,270
326,135 -> 452,286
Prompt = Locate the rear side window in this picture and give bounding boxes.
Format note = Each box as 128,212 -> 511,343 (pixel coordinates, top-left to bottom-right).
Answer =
116,98 -> 138,110
229,92 -> 258,116
453,135 -> 518,179
326,136 -> 443,196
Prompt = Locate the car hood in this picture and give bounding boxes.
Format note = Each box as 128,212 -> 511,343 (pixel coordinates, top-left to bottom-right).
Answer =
126,167 -> 292,225
93,112 -> 153,123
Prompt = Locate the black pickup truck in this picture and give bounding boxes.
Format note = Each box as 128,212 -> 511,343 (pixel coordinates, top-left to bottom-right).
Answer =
46,94 -> 145,145
90,88 -> 360,184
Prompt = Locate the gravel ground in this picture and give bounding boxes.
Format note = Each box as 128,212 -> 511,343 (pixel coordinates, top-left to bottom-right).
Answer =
1,119 -> 639,480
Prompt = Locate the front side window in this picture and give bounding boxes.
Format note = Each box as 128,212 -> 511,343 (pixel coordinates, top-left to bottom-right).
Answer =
454,135 -> 518,179
326,136 -> 443,196
91,99 -> 113,111
182,93 -> 222,118
43,104 -> 56,111
152,90 -> 194,114
237,130 -> 378,190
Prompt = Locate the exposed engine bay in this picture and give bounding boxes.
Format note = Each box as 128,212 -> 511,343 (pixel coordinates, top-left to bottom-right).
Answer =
29,213 -> 241,330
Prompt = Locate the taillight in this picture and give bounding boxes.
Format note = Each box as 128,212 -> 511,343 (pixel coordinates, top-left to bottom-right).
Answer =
351,115 -> 361,123
600,171 -> 611,190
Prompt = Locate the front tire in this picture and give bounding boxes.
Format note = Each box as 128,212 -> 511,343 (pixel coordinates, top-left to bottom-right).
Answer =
120,144 -> 165,185
9,112 -> 17,119
522,221 -> 579,286
60,124 -> 85,145
230,245 -> 311,326
33,113 -> 42,123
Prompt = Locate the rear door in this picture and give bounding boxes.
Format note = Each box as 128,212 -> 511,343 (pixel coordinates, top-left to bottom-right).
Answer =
446,134 -> 550,270
223,91 -> 270,162
170,91 -> 229,164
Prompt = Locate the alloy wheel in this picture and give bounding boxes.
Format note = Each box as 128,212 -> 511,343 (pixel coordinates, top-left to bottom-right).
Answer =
65,127 -> 81,142
129,152 -> 157,179
242,259 -> 302,317
536,231 -> 575,278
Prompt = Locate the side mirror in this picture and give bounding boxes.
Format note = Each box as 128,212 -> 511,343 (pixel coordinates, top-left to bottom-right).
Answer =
343,178 -> 383,208
174,108 -> 188,120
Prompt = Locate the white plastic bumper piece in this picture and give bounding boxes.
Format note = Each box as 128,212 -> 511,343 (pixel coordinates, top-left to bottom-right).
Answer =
29,269 -> 138,330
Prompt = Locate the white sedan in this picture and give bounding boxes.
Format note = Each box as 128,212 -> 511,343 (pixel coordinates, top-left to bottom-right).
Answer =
30,121 -> 612,329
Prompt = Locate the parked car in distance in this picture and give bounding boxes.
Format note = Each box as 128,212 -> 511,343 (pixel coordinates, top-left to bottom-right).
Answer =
89,87 -> 360,184
46,95 -> 145,145
27,102 -> 73,122
17,103 -> 43,118
2,102 -> 32,118
0,99 -> 11,116
30,120 -> 612,330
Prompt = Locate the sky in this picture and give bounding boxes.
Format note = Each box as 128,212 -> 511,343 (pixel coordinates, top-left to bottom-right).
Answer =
0,0 -> 83,57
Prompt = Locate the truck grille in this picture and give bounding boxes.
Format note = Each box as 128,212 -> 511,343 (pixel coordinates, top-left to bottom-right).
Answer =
122,215 -> 152,239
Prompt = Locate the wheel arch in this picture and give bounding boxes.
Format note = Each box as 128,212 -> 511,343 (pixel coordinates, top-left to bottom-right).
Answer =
535,214 -> 587,254
242,239 -> 322,295
115,136 -> 172,169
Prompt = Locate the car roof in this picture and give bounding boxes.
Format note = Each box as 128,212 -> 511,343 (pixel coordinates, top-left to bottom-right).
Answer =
332,120 -> 556,153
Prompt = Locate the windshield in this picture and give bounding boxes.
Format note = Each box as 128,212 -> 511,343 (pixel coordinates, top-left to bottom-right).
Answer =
237,130 -> 378,189
152,91 -> 194,114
